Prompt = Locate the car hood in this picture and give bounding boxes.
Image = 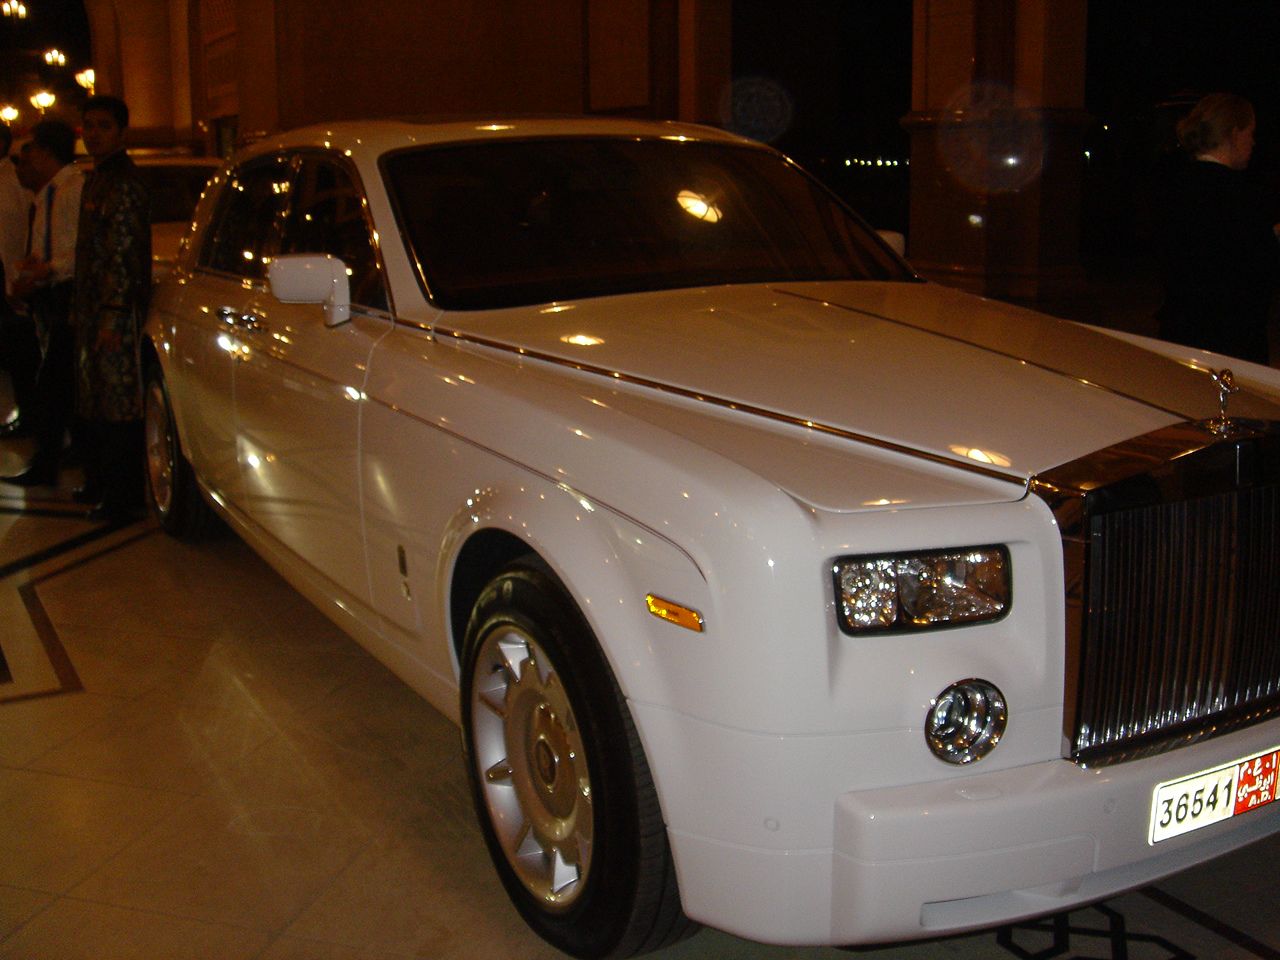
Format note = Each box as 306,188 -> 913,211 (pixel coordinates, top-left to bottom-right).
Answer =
441,280 -> 1280,481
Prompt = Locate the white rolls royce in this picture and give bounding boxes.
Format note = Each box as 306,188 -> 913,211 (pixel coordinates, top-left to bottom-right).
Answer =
143,117 -> 1280,958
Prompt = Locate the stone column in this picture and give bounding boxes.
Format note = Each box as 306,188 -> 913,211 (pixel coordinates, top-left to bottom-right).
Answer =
904,0 -> 1089,301
81,0 -> 205,149
85,0 -> 176,147
677,0 -> 731,124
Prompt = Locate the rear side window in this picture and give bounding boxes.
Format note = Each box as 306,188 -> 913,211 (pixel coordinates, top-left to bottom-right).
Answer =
199,156 -> 292,280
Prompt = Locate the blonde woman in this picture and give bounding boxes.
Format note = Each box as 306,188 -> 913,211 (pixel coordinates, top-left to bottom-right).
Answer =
1156,92 -> 1280,364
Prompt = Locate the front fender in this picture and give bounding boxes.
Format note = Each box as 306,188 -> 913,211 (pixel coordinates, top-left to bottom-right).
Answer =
439,471 -> 713,714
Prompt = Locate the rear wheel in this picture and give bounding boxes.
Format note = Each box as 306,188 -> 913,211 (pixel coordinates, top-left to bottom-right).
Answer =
460,558 -> 694,958
143,364 -> 217,538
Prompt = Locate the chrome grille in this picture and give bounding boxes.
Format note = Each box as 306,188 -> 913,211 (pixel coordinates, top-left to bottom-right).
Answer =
1075,484 -> 1280,763
1032,421 -> 1280,767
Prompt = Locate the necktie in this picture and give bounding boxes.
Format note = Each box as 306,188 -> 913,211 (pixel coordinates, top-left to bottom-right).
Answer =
24,200 -> 33,257
42,183 -> 54,263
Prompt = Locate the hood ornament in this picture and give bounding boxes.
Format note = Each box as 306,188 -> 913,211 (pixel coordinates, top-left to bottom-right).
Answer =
1208,368 -> 1240,436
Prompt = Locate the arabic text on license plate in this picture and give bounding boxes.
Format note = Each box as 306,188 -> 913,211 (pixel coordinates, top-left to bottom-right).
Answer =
1150,746 -> 1280,844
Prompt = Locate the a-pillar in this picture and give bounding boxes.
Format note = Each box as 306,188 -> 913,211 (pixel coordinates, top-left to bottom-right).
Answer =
903,0 -> 1089,301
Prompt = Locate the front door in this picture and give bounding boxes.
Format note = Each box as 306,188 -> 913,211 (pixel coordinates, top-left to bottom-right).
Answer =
231,153 -> 393,610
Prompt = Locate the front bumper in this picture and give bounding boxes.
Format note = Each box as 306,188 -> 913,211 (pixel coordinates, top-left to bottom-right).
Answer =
640,707 -> 1280,945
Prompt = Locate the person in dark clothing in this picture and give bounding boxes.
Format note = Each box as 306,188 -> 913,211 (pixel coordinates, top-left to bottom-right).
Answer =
0,126 -> 35,437
72,96 -> 151,522
1156,93 -> 1280,365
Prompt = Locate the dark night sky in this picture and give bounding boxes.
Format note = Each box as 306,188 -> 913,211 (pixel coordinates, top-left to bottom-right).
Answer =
1086,1 -> 1280,121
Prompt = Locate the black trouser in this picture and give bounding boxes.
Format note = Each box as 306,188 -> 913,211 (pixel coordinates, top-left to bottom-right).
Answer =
26,283 -> 76,470
0,305 -> 39,423
79,418 -> 144,513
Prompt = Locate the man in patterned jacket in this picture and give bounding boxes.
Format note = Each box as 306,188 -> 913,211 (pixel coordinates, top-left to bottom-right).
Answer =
73,95 -> 150,523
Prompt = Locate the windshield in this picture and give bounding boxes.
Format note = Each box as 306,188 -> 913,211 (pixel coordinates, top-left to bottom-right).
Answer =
384,137 -> 914,310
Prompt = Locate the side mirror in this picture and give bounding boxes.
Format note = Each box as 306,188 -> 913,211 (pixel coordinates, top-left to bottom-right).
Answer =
876,230 -> 906,258
268,254 -> 351,326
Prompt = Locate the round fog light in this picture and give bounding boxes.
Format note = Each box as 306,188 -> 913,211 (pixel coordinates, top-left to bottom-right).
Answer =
925,679 -> 1007,764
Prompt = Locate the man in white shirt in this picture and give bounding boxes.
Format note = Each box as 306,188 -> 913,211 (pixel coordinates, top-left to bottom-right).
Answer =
3,120 -> 83,487
0,124 -> 34,436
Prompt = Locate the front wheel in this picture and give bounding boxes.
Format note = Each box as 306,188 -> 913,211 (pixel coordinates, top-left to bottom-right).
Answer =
460,558 -> 694,959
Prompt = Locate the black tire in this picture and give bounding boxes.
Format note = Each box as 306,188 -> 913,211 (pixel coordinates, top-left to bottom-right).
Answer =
460,557 -> 696,959
143,363 -> 218,539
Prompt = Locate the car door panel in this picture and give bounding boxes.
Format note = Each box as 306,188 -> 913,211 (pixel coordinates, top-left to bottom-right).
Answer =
230,153 -> 394,616
233,303 -> 389,605
173,157 -> 292,502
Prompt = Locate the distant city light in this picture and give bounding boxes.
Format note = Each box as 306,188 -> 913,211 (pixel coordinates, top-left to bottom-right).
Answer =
843,157 -> 907,169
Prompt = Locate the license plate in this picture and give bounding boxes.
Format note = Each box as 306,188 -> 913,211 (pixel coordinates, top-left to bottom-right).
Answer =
1150,745 -> 1280,843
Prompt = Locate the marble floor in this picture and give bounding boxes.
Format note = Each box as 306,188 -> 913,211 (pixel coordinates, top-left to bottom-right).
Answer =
2,435 -> 1280,960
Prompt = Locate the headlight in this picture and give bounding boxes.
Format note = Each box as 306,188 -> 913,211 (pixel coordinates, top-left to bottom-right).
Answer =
832,545 -> 1010,634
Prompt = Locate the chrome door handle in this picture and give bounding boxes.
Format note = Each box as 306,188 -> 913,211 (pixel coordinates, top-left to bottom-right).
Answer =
216,306 -> 267,333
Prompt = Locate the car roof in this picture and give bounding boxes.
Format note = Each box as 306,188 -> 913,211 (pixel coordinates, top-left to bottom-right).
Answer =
74,153 -> 223,171
131,154 -> 223,167
235,116 -> 761,165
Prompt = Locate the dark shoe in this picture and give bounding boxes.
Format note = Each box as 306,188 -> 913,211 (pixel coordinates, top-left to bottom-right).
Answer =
72,484 -> 102,505
0,419 -> 31,439
3,462 -> 58,486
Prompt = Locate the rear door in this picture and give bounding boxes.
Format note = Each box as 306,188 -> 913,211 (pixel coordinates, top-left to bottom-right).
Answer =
171,155 -> 291,502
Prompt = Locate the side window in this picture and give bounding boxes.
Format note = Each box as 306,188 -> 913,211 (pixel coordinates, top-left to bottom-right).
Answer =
199,156 -> 292,280
280,157 -> 389,311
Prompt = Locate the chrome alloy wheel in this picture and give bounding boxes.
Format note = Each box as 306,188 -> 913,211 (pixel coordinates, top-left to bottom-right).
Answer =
144,379 -> 175,517
470,625 -> 593,911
